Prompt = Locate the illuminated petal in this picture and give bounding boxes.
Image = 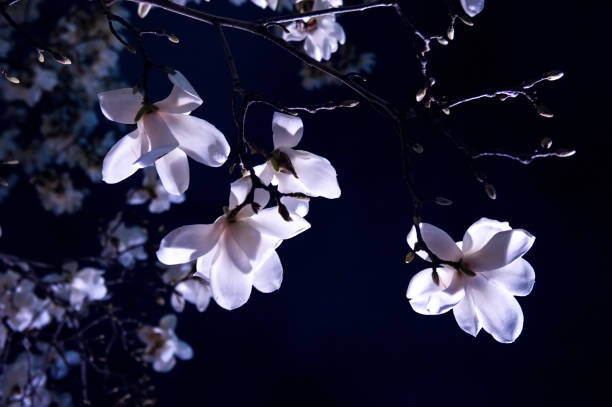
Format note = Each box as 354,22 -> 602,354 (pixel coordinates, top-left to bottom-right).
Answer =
157,222 -> 222,265
460,0 -> 485,17
407,223 -> 462,262
406,266 -> 464,315
136,114 -> 179,167
98,88 -> 143,124
272,112 -> 304,149
102,130 -> 143,184
155,71 -> 202,114
453,292 -> 482,337
155,148 -> 190,195
467,229 -> 535,272
461,218 -> 511,255
482,258 -> 535,297
253,251 -> 283,293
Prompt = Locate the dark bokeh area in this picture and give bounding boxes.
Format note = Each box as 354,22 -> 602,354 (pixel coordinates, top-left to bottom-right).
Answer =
1,0 -> 608,406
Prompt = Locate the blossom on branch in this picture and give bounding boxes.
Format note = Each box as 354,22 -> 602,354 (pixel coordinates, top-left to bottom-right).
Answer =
162,263 -> 212,312
255,112 -> 341,199
127,168 -> 185,214
406,218 -> 535,343
460,0 -> 485,17
137,314 -> 193,372
283,0 -> 346,62
157,176 -> 310,310
98,71 -> 230,195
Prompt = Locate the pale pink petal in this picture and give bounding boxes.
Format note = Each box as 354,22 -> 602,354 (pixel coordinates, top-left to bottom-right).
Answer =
453,291 -> 482,337
253,251 -> 283,293
102,130 -> 143,184
155,71 -> 202,114
481,258 -> 535,297
155,148 -> 190,195
461,218 -> 511,255
98,88 -> 143,124
406,266 -> 464,315
157,221 -> 222,265
159,112 -> 229,167
467,229 -> 535,272
209,245 -> 254,310
248,207 -> 310,240
272,112 -> 304,149
407,223 -> 462,262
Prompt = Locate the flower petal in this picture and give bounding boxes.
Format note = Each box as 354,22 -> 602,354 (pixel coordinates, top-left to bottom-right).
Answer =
272,112 -> 304,149
460,0 -> 485,17
136,114 -> 179,167
276,149 -> 341,198
467,229 -> 535,272
155,148 -> 190,195
461,218 -> 511,256
407,223 -> 462,262
102,130 -> 143,184
481,258 -> 535,297
157,221 -> 222,265
253,251 -> 283,293
175,340 -> 193,360
254,162 -> 275,186
406,266 -> 464,315
228,176 -> 270,217
138,3 -> 152,18
159,314 -> 177,331
209,245 -> 254,310
98,88 -> 143,124
281,196 -> 309,217
159,112 -> 229,167
467,275 -> 524,343
453,292 -> 482,337
248,207 -> 311,240
155,71 -> 203,114
227,221 -> 262,262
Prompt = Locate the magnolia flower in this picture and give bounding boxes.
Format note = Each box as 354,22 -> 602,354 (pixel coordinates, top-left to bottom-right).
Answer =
255,112 -> 341,199
101,222 -> 148,268
69,268 -> 107,310
162,264 -> 211,312
137,314 -> 193,372
461,0 -> 485,17
283,0 -> 346,62
0,353 -> 51,407
127,168 -> 185,213
98,71 -> 230,195
157,176 -> 310,310
406,218 -> 535,343
0,271 -> 51,332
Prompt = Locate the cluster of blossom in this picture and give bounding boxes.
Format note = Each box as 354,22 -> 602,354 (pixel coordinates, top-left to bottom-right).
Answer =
127,168 -> 186,214
0,1 -> 126,214
100,216 -> 149,269
161,262 -> 211,312
137,314 -> 193,372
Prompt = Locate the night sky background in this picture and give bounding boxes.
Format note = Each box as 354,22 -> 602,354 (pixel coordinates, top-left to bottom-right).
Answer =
0,0 -> 609,406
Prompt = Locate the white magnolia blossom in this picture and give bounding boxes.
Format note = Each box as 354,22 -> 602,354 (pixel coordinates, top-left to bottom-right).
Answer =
137,314 -> 193,372
101,222 -> 148,268
0,271 -> 51,332
255,112 -> 341,199
406,218 -> 536,343
68,268 -> 107,310
127,168 -> 185,213
98,71 -> 230,195
162,263 -> 212,312
460,0 -> 485,17
157,176 -> 310,310
283,0 -> 346,62
137,0 -> 202,18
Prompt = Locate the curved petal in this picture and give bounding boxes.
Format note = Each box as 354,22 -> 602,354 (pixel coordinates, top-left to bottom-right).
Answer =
407,223 -> 462,262
195,248 -> 215,280
253,251 -> 283,293
175,340 -> 193,360
406,266 -> 465,315
254,162 -> 275,186
281,196 -> 309,217
157,221 -> 222,265
272,112 -> 304,149
453,292 -> 482,337
460,0 -> 485,17
227,221 -> 262,262
467,229 -> 535,272
210,245 -> 254,310
159,112 -> 229,167
481,258 -> 535,297
159,314 -> 177,331
171,293 -> 185,312
153,357 -> 176,372
136,114 -> 179,167
248,207 -> 311,240
304,35 -> 323,62
277,149 -> 341,198
155,148 -> 189,195
155,71 -> 203,114
282,23 -> 307,42
102,130 -> 143,184
462,218 -> 511,256
229,176 -> 270,217
98,88 -> 143,124
138,3 -> 152,18
467,275 -> 524,343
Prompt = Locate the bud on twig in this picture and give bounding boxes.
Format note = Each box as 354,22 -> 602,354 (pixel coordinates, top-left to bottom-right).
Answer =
554,148 -> 576,158
168,35 -> 180,44
412,143 -> 424,154
540,137 -> 553,149
459,15 -> 474,26
431,269 -> 440,286
53,53 -> 72,65
5,75 -> 20,84
484,183 -> 497,200
447,26 -> 455,40
416,88 -> 427,102
536,105 -> 554,118
442,108 -> 450,115
37,50 -> 45,63
405,252 -> 415,264
434,197 -> 453,206
545,70 -> 564,81
436,37 -> 449,46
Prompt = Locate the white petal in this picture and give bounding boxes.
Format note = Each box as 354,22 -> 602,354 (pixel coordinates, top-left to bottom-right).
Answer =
155,71 -> 203,114
453,292 -> 482,337
406,267 -> 464,315
461,218 -> 511,255
153,357 -> 176,372
281,196 -> 309,217
227,221 -> 262,262
138,3 -> 152,18
223,228 -> 255,273
481,258 -> 535,297
272,112 -> 304,149
407,223 -> 462,262
157,222 -> 222,265
254,162 -> 275,186
175,340 -> 193,360
155,148 -> 190,195
209,246 -> 254,310
195,249 -> 214,280
158,112 -> 229,167
136,114 -> 179,167
228,176 -> 270,216
280,149 -> 341,198
248,207 -> 311,240
282,23 -> 307,42
467,229 -> 535,272
159,314 -> 177,331
460,0 -> 485,17
171,293 -> 185,312
102,130 -> 143,184
468,275 -> 524,343
98,88 -> 143,124
253,251 -> 283,293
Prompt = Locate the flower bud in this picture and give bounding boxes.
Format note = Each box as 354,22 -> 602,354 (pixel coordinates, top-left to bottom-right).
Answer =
405,252 -> 415,264
38,51 -> 45,63
53,54 -> 72,65
545,70 -> 564,81
540,137 -> 552,149
436,37 -> 449,46
442,108 -> 450,115
5,75 -> 20,84
434,196 -> 453,206
484,183 -> 497,200
412,143 -> 424,154
447,26 -> 455,40
168,35 -> 180,44
459,15 -> 474,26
416,88 -> 427,102
431,270 -> 440,286
554,148 -> 576,158
536,104 -> 554,118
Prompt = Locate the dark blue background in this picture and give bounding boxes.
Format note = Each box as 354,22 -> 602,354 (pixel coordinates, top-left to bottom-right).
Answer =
0,0 -> 608,405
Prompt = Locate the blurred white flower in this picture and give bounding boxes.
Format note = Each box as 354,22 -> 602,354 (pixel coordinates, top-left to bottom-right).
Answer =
98,71 -> 230,195
406,218 -> 535,343
127,168 -> 185,214
0,271 -> 51,332
461,0 -> 485,17
162,264 -> 211,312
255,112 -> 340,200
35,173 -> 86,216
157,176 -> 310,310
283,0 -> 346,62
0,353 -> 51,407
137,314 -> 193,372
101,221 -> 148,268
1,66 -> 58,107
137,0 -> 202,18
69,268 -> 107,310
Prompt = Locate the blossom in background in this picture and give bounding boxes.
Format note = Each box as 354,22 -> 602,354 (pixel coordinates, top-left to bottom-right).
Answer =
406,218 -> 535,343
283,0 -> 346,62
98,71 -> 230,195
101,221 -> 148,268
137,314 -> 193,372
0,65 -> 58,107
157,176 -> 310,310
0,270 -> 52,332
461,0 -> 485,17
255,112 -> 340,200
127,168 -> 185,214
34,172 -> 86,215
69,268 -> 107,310
162,264 -> 211,312
0,353 -> 51,407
